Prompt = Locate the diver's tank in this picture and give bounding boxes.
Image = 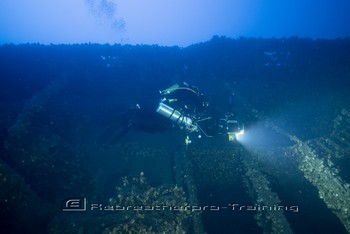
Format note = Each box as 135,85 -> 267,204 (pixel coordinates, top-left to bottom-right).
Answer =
156,102 -> 193,128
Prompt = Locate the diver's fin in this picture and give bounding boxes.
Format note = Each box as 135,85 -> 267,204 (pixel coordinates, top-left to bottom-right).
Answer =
160,83 -> 180,95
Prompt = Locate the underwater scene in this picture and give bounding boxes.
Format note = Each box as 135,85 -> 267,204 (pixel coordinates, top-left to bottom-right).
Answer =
0,37 -> 350,233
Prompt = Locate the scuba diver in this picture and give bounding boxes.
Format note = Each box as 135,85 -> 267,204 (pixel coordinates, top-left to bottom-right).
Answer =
98,82 -> 243,145
156,82 -> 244,145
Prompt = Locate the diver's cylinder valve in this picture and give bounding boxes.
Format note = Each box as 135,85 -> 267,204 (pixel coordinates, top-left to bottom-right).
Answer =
156,102 -> 194,129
